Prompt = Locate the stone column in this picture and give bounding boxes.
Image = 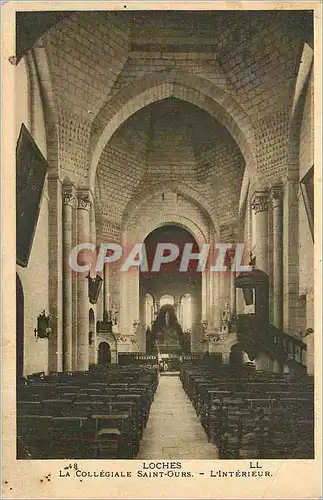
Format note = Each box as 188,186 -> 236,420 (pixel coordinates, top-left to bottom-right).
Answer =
230,269 -> 237,319
271,186 -> 284,330
176,298 -> 181,324
71,200 -> 78,370
283,180 -> 299,334
251,191 -> 269,273
62,182 -> 76,371
227,249 -> 236,320
76,189 -> 92,371
103,263 -> 110,319
201,269 -> 208,322
219,271 -> 231,322
89,205 -> 97,366
213,271 -> 221,330
47,175 -> 63,372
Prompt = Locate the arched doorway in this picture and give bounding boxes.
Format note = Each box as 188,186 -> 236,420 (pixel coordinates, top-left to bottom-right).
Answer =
140,224 -> 202,353
98,342 -> 111,365
16,274 -> 24,378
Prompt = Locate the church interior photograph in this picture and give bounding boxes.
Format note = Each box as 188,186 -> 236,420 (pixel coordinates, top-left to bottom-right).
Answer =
15,9 -> 315,460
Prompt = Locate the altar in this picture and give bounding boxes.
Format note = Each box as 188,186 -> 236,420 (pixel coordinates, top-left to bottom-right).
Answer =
148,305 -> 190,357
155,325 -> 182,355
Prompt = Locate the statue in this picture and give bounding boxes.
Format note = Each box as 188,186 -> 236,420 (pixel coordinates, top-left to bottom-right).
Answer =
221,302 -> 231,334
249,251 -> 256,268
110,304 -> 118,325
165,311 -> 170,327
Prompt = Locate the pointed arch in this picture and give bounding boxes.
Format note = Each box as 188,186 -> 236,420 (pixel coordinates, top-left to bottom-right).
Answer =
89,69 -> 257,190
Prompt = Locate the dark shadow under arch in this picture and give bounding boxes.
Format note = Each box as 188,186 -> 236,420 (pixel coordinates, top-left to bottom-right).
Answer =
98,342 -> 111,365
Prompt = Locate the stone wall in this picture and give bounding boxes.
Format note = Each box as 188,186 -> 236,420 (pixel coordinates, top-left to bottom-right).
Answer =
298,68 -> 314,374
16,56 -> 50,376
15,11 -> 315,374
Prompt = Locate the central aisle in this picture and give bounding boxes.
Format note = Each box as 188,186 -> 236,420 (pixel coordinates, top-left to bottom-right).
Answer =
137,374 -> 220,459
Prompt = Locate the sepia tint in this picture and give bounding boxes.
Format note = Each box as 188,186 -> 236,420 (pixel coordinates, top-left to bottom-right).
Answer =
15,9 -> 315,463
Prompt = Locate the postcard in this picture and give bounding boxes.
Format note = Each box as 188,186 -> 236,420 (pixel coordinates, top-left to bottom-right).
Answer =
1,2 -> 322,499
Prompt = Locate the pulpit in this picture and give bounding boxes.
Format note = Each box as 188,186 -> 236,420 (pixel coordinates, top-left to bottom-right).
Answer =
235,268 -> 307,372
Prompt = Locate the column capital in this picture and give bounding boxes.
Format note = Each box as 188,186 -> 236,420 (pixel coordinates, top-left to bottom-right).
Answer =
77,189 -> 92,212
47,172 -> 62,182
251,191 -> 269,214
271,185 -> 284,208
62,184 -> 76,208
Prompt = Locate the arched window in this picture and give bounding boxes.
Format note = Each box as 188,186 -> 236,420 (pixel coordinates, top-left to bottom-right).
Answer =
145,293 -> 154,328
160,295 -> 174,307
251,203 -> 256,251
179,294 -> 192,332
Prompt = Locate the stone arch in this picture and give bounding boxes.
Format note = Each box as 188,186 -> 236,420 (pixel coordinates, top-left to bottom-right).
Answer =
122,180 -> 219,238
120,200 -> 213,339
288,44 -> 313,181
237,168 -> 250,241
137,218 -> 207,251
89,69 -> 257,190
31,46 -> 60,175
123,198 -> 212,250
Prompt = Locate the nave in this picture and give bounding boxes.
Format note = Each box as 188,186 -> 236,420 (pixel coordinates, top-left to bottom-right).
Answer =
138,374 -> 220,459
17,359 -> 314,461
12,9 -> 316,465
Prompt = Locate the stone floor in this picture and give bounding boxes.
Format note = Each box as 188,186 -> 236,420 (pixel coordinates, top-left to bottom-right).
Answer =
137,374 -> 220,459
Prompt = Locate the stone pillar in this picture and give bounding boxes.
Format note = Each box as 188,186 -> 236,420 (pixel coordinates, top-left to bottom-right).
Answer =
176,298 -> 181,324
208,267 -> 213,325
89,205 -> 97,366
213,271 -> 221,331
103,263 -> 110,319
219,271 -> 231,321
227,248 -> 236,320
271,186 -> 284,330
47,175 -> 63,372
283,180 -> 299,334
201,269 -> 208,322
76,189 -> 92,371
62,182 -> 76,371
248,198 -> 253,252
173,298 -> 178,319
71,201 -> 78,370
230,269 -> 236,319
251,191 -> 269,273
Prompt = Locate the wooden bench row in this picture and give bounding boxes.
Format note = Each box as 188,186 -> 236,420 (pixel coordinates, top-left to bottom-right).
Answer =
180,364 -> 314,459
17,366 -> 159,459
